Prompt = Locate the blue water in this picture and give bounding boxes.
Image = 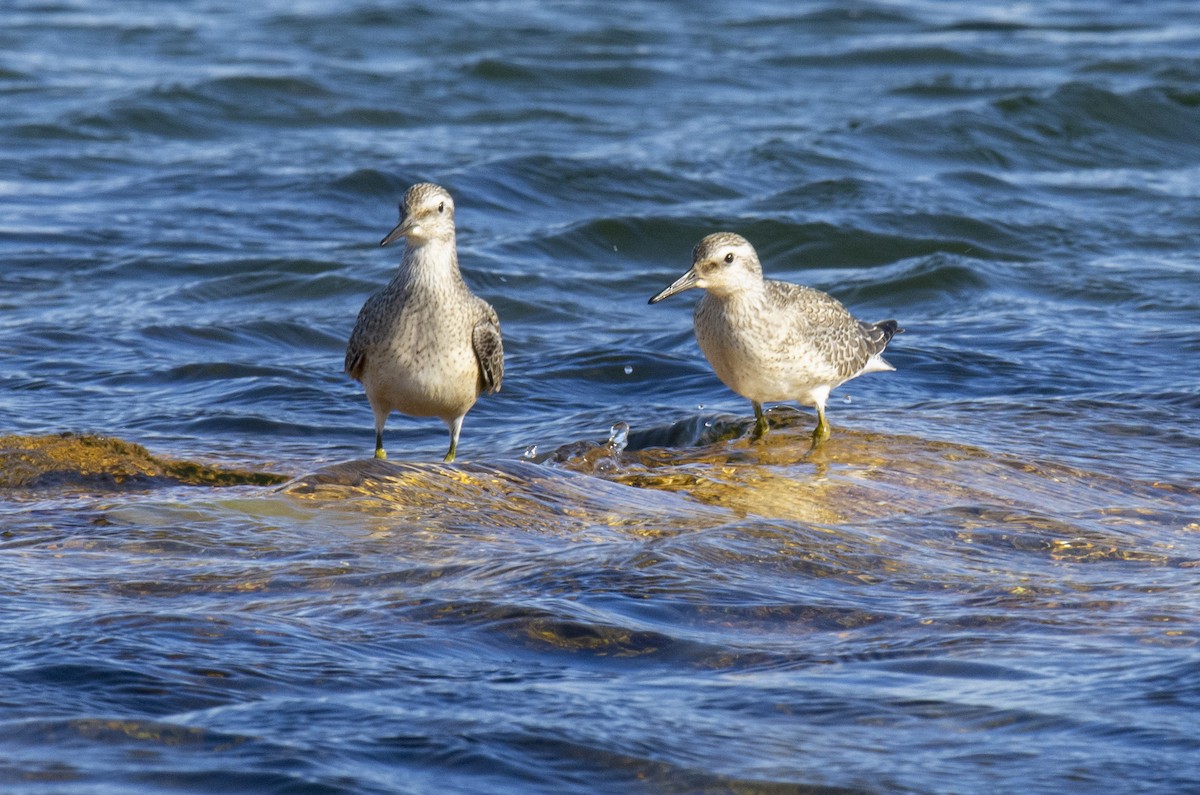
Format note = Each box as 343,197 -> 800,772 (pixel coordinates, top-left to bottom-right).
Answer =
2,1 -> 1200,793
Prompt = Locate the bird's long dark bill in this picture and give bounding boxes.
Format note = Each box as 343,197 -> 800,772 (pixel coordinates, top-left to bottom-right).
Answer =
648,269 -> 699,304
380,219 -> 411,247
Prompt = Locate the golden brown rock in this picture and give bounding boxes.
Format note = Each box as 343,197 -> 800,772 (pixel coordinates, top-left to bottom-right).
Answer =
0,433 -> 287,491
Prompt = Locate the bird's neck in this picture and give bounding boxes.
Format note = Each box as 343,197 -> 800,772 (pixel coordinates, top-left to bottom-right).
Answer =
395,236 -> 464,289
708,280 -> 765,312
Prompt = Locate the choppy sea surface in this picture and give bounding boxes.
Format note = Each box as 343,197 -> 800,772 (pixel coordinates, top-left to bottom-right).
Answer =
2,1 -> 1199,792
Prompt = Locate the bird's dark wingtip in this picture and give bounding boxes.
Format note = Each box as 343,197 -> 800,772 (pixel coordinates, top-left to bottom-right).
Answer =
877,319 -> 902,340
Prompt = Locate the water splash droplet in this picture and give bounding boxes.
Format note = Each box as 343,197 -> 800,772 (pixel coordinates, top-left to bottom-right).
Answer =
606,421 -> 629,455
585,422 -> 631,475
623,365 -> 633,375
844,395 -> 853,403
522,444 -> 538,460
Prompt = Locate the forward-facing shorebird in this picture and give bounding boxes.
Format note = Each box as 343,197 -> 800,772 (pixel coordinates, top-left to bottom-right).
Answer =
649,232 -> 900,446
345,183 -> 503,462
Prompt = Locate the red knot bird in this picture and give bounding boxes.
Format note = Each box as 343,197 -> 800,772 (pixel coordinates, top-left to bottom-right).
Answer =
345,183 -> 504,462
649,232 -> 900,446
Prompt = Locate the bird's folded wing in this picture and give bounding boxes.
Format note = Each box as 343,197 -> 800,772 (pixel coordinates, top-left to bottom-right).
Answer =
344,329 -> 368,381
472,305 -> 504,394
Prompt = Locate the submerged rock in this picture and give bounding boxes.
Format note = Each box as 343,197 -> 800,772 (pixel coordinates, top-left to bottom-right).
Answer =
0,433 -> 287,491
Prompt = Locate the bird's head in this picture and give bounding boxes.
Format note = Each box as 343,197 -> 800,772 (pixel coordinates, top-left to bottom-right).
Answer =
381,182 -> 456,247
649,232 -> 764,303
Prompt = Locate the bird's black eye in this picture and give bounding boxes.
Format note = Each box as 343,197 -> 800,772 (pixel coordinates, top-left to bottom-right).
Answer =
437,202 -> 445,213
723,252 -> 734,264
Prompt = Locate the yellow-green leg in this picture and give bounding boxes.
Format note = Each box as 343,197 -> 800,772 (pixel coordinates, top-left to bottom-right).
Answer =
443,415 -> 464,463
751,401 -> 769,440
811,403 -> 831,446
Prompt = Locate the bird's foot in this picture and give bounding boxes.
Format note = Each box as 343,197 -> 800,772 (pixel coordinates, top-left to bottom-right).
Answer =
374,448 -> 387,460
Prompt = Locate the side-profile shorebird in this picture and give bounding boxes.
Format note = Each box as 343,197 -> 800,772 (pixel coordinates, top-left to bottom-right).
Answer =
649,232 -> 900,446
345,183 -> 503,462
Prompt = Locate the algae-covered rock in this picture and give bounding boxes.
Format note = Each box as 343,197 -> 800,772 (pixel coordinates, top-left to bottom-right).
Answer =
0,433 -> 287,491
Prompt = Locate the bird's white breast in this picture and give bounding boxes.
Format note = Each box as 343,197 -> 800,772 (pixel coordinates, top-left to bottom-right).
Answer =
694,291 -> 846,406
365,249 -> 481,420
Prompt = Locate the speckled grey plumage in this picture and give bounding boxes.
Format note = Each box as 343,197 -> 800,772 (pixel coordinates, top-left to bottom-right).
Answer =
345,183 -> 503,462
650,232 -> 900,444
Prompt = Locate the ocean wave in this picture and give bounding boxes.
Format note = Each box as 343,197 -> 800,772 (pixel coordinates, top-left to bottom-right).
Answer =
866,81 -> 1200,170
